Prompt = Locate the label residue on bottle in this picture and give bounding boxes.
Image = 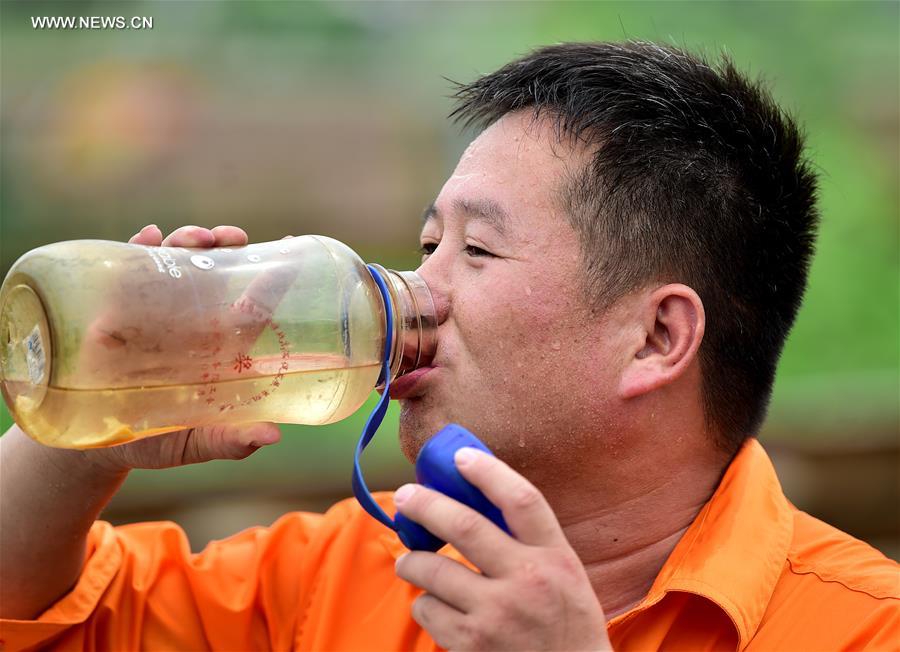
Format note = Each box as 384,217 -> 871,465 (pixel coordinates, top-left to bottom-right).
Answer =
25,324 -> 45,384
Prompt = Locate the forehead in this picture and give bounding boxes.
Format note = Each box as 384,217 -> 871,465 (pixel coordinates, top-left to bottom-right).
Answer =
429,111 -> 584,234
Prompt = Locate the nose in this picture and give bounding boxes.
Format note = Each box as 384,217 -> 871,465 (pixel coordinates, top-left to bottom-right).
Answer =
416,256 -> 450,326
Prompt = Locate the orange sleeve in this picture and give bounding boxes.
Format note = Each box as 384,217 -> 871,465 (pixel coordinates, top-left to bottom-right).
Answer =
0,508 -> 329,651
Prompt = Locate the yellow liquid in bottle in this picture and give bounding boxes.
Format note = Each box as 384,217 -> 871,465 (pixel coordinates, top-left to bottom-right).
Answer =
1,237 -> 397,449
5,357 -> 381,449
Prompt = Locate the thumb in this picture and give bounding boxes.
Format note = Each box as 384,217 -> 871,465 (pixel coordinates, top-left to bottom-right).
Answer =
182,422 -> 281,464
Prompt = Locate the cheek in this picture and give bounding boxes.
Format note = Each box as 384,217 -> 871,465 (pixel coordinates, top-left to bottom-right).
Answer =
456,275 -> 579,374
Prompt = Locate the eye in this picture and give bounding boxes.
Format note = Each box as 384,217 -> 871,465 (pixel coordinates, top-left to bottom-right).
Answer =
464,244 -> 494,258
419,242 -> 438,257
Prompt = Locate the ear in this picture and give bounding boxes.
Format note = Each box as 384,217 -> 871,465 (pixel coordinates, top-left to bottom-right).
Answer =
618,284 -> 705,400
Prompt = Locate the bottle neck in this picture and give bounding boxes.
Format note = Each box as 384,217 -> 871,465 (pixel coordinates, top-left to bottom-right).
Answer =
368,265 -> 437,382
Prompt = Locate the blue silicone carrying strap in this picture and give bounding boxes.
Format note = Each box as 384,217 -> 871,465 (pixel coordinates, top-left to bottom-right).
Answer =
354,267 -> 509,552
351,265 -> 398,532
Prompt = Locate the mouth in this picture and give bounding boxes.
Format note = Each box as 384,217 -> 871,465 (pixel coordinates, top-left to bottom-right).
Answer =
389,366 -> 437,400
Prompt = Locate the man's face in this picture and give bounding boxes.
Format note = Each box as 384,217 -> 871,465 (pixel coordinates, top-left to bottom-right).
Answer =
396,111 -> 629,472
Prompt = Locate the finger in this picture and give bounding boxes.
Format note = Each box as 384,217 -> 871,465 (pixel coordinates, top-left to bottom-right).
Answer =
161,225 -> 216,248
393,484 -> 515,576
210,225 -> 249,247
454,448 -> 566,547
227,240 -> 303,327
127,224 -> 163,246
181,422 -> 281,464
395,551 -> 487,613
409,593 -> 469,652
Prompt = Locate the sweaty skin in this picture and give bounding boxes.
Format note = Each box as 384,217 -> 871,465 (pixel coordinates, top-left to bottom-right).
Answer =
398,110 -> 725,619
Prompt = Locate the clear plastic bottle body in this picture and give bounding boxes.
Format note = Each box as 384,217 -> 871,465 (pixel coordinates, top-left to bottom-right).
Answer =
0,236 -> 434,449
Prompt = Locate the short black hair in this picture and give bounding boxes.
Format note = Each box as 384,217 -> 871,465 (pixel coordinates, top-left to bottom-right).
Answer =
450,42 -> 819,455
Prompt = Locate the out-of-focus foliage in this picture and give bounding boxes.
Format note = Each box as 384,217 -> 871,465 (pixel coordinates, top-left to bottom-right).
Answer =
1,1 -> 897,549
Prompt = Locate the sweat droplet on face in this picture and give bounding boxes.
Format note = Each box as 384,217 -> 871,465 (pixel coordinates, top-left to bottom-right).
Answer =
550,341 -> 561,351
524,285 -> 533,296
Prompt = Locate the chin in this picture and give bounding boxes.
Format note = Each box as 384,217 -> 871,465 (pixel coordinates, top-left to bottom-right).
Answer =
397,399 -> 450,463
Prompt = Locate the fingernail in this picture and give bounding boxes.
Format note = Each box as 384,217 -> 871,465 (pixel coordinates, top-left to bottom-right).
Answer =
394,484 -> 416,505
454,447 -> 479,467
141,224 -> 157,233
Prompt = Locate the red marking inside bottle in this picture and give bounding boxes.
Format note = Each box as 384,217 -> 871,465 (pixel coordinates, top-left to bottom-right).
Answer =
233,352 -> 253,373
198,297 -> 294,413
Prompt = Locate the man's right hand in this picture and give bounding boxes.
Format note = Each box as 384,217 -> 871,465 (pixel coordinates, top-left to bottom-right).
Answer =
84,224 -> 282,473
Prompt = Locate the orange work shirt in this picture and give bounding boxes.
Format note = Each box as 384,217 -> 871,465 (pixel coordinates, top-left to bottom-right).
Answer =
2,438 -> 898,651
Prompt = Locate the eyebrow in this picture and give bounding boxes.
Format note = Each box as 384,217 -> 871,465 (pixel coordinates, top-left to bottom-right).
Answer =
421,197 -> 510,235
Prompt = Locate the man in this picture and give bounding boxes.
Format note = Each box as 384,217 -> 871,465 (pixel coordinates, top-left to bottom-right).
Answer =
1,42 -> 897,651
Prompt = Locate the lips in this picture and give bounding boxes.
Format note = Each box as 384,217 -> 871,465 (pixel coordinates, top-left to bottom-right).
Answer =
389,366 -> 436,400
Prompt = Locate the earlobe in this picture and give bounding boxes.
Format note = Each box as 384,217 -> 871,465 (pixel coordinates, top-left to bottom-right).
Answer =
618,285 -> 705,400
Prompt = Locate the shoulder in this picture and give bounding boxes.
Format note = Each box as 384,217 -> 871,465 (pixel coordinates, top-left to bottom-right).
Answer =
264,492 -> 395,535
317,491 -> 396,533
786,509 -> 899,600
752,510 -> 899,650
282,492 -> 402,565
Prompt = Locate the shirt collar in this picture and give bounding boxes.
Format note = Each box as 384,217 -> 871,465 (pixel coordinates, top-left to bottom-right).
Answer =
611,438 -> 794,649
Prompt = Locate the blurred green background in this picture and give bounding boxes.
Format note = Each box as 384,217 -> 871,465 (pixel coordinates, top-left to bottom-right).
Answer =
1,1 -> 897,556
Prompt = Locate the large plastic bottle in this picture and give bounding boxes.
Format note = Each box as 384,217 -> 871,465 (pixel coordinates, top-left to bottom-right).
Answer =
0,236 -> 435,449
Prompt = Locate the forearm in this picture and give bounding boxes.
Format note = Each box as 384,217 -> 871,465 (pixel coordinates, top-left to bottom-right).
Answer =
0,425 -> 128,619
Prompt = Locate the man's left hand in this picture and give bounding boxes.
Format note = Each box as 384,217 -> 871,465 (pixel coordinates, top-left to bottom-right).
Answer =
394,447 -> 613,651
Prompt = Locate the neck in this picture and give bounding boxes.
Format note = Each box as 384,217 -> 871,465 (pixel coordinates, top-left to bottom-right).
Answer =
536,434 -> 728,619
